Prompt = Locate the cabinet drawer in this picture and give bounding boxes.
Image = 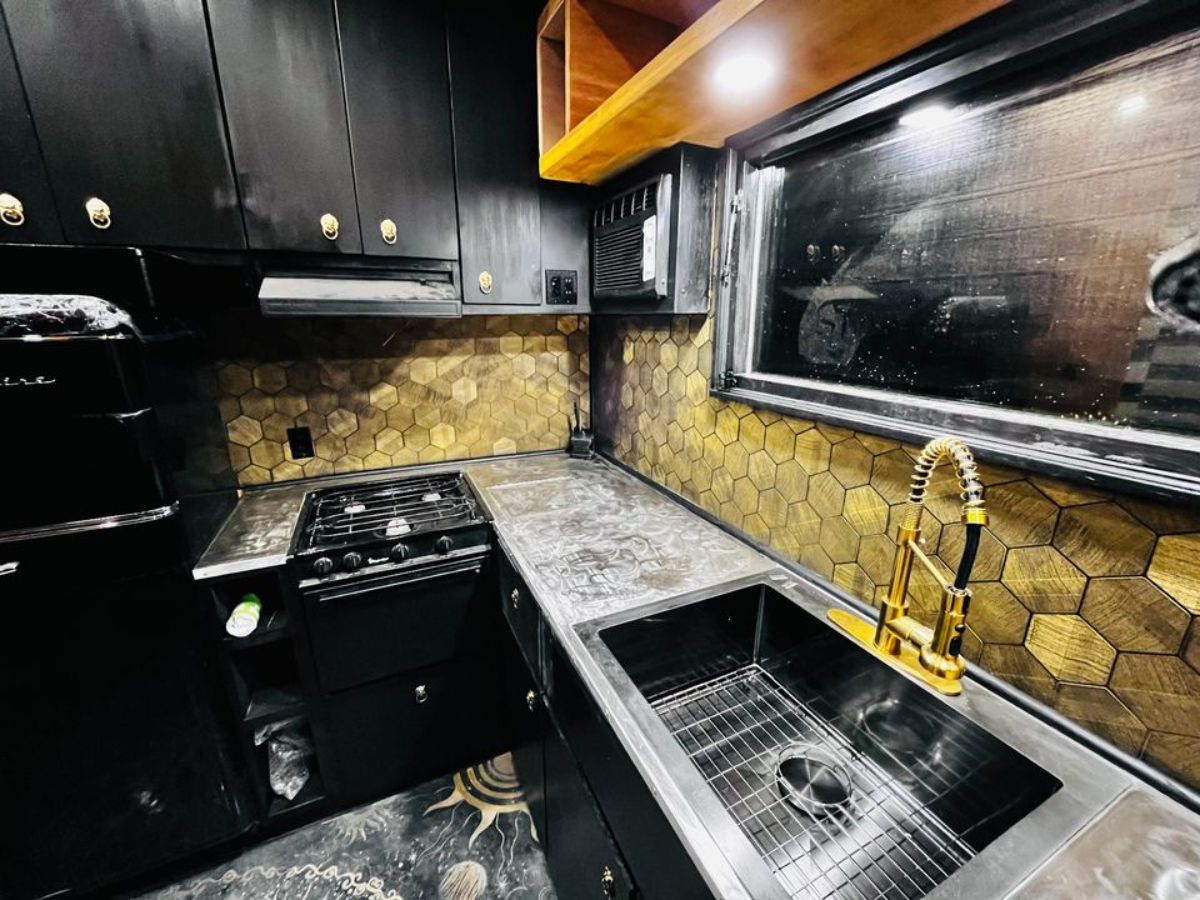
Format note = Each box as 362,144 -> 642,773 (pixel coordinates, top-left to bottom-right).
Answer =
304,553 -> 494,693
325,653 -> 504,801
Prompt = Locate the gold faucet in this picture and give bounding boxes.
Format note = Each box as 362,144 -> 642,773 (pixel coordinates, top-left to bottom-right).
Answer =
828,436 -> 989,695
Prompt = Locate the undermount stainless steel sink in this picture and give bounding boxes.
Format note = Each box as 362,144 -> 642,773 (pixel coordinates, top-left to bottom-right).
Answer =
596,584 -> 1062,900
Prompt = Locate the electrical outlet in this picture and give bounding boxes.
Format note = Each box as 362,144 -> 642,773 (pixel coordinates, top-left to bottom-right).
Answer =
287,426 -> 315,459
545,269 -> 578,305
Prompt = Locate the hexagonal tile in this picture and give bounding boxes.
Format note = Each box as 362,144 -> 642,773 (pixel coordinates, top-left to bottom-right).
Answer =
226,415 -> 263,447
1080,577 -> 1189,653
723,442 -> 750,479
1147,533 -> 1200,613
830,438 -> 873,488
978,644 -> 1057,704
313,433 -> 346,461
808,471 -> 845,519
870,449 -> 916,504
1110,654 -> 1200,736
758,489 -> 787,528
747,450 -> 776,491
794,430 -> 831,475
260,412 -> 293,444
1142,732 -> 1200,785
732,477 -> 759,516
786,501 -> 822,545
1002,546 -> 1086,613
327,407 -> 358,438
714,407 -> 740,445
685,371 -> 708,405
1054,503 -> 1155,577
857,533 -> 897,585
217,363 -> 253,396
253,363 -> 287,394
833,563 -> 873,599
345,429 -> 376,459
985,481 -> 1059,547
1052,684 -> 1147,755
819,516 -> 860,564
763,421 -> 795,464
249,439 -> 284,469
239,388 -> 274,420
1025,614 -> 1116,684
275,389 -> 308,418
843,486 -> 888,536
367,381 -> 399,410
739,414 -> 766,453
1184,619 -> 1200,674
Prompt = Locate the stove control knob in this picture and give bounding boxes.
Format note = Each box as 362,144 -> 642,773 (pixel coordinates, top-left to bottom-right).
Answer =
390,542 -> 408,562
312,556 -> 334,576
342,551 -> 363,572
435,536 -> 453,555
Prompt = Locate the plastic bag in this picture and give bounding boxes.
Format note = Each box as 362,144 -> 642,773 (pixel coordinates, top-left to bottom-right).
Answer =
254,719 -> 313,801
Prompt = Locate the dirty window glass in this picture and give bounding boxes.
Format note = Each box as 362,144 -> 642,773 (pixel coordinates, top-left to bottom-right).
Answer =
752,19 -> 1200,436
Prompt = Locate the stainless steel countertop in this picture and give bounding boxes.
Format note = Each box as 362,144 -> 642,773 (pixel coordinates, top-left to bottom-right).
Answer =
193,453 -> 1200,898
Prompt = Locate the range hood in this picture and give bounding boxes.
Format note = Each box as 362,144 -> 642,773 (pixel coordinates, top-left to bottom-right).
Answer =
258,262 -> 461,317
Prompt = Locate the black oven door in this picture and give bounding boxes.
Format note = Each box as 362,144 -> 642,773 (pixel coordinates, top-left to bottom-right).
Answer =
303,550 -> 495,694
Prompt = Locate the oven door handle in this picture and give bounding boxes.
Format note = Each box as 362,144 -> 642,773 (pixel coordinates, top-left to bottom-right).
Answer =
310,557 -> 486,607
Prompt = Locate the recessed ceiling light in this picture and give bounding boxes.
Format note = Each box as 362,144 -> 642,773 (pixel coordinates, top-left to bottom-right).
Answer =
713,54 -> 774,94
899,104 -> 957,130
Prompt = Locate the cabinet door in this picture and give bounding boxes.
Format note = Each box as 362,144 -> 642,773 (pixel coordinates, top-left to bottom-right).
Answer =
0,12 -> 61,245
338,0 -> 458,260
504,636 -> 547,844
208,0 -> 361,253
2,0 -> 242,249
447,0 -> 542,305
544,719 -> 636,900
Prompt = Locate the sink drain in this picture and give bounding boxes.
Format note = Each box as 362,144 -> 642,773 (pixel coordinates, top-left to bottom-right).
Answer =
775,744 -> 853,817
856,698 -> 943,761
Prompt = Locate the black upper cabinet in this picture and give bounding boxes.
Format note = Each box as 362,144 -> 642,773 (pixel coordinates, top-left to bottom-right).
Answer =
0,12 -> 61,245
447,0 -> 542,305
2,0 -> 242,249
208,0 -> 361,254
338,0 -> 458,260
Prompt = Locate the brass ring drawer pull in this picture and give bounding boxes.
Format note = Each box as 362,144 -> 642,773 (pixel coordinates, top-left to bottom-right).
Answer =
414,684 -> 428,704
85,197 -> 111,230
510,587 -> 519,609
525,689 -> 537,711
0,193 -> 25,227
320,212 -> 339,240
380,217 -> 397,245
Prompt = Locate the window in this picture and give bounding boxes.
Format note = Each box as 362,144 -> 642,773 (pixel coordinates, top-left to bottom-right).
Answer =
717,2 -> 1200,500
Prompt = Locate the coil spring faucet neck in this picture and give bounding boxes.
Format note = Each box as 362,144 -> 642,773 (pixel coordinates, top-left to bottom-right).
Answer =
828,436 -> 989,695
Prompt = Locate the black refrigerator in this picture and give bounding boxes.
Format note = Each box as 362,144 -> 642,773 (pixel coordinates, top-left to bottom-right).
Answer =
0,249 -> 249,899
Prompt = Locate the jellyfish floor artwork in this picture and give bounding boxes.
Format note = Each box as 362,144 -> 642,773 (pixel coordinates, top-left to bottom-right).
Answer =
132,754 -> 556,900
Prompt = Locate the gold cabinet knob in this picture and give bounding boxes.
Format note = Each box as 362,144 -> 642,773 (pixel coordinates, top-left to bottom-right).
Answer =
525,689 -> 537,711
85,197 -> 111,230
414,684 -> 428,704
320,212 -> 339,240
600,866 -> 616,897
380,217 -> 397,245
0,192 -> 25,227
510,587 -> 519,609
478,270 -> 494,294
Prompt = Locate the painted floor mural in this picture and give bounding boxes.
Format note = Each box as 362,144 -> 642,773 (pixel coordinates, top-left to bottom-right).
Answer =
134,754 -> 555,900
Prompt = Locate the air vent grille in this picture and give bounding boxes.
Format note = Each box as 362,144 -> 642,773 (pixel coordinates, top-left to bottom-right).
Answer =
593,222 -> 647,293
593,183 -> 656,228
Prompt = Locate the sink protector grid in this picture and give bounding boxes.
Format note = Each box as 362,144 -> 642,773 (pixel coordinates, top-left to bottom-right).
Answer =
650,664 -> 973,900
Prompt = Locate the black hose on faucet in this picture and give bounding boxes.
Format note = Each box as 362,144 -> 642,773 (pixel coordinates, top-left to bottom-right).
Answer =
952,523 -> 982,590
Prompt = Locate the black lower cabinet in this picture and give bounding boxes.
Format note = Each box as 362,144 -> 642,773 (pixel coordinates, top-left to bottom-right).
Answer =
499,549 -> 713,900
325,653 -> 505,802
543,718 -> 636,900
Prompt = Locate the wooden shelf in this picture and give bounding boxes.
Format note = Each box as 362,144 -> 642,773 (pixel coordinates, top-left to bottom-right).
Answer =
538,0 -> 1009,184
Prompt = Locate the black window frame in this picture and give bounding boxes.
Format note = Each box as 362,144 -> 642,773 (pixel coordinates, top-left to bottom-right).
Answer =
712,0 -> 1200,503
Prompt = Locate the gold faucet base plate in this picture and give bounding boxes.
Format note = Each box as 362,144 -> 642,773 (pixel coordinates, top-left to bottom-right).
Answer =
827,609 -> 964,696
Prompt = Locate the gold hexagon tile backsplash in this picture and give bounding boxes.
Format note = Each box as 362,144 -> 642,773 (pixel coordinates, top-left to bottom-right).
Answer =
592,313 -> 1200,791
216,315 -> 588,486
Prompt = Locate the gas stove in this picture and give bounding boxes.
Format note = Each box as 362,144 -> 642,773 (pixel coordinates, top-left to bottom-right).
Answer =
292,472 -> 490,581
